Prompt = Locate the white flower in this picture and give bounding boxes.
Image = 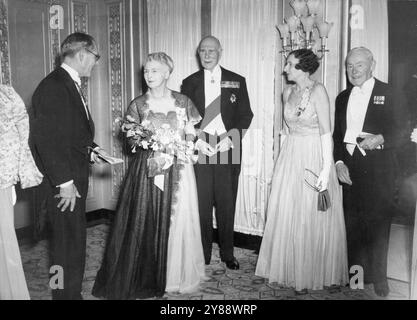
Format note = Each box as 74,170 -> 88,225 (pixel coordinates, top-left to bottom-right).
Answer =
184,122 -> 196,135
176,107 -> 186,116
159,135 -> 171,145
126,130 -> 135,138
141,141 -> 149,149
141,119 -> 151,127
411,129 -> 417,143
126,115 -> 136,122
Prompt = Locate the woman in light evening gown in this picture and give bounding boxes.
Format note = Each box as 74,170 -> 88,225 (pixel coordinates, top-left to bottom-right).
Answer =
255,49 -> 348,291
0,84 -> 43,299
92,52 -> 206,299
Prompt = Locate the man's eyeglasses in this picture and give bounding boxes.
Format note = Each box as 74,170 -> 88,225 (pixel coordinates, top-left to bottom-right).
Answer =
85,48 -> 100,61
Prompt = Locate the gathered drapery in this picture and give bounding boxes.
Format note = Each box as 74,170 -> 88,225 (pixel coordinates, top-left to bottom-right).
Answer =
212,0 -> 279,235
147,0 -> 201,92
350,0 -> 388,82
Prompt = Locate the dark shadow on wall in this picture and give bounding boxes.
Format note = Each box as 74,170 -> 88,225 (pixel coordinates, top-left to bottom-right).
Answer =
388,0 -> 417,226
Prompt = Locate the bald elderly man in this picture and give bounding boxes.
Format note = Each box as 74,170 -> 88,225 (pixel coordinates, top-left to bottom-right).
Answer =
333,47 -> 405,297
181,36 -> 253,270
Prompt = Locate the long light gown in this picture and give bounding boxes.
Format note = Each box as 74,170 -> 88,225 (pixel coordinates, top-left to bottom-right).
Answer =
255,84 -> 349,291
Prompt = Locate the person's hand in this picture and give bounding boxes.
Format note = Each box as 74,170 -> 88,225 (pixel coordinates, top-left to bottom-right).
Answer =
315,167 -> 330,192
195,139 -> 216,157
91,147 -> 107,164
56,184 -> 81,212
216,137 -> 233,153
411,129 -> 417,143
358,134 -> 384,150
335,162 -> 352,185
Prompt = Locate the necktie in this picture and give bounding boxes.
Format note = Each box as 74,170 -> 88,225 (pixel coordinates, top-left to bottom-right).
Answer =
74,81 -> 90,119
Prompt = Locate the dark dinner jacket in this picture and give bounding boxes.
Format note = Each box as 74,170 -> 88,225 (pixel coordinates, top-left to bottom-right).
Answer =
31,66 -> 95,190
181,66 -> 253,145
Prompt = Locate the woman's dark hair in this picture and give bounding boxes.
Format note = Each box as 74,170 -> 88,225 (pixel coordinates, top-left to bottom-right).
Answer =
289,49 -> 320,75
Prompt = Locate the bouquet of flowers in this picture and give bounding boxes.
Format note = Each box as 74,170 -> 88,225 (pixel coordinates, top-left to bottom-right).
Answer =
117,114 -> 198,177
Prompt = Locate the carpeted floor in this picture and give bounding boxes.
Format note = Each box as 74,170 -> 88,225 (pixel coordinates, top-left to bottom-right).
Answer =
19,224 -> 410,300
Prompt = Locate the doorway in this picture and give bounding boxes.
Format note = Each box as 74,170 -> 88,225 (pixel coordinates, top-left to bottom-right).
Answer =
388,0 -> 417,295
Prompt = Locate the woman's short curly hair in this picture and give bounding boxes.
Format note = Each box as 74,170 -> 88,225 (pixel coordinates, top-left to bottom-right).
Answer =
289,49 -> 320,75
146,52 -> 174,74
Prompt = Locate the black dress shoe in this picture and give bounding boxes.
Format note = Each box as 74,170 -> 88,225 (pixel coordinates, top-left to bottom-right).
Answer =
295,288 -> 308,295
374,281 -> 389,297
224,258 -> 239,270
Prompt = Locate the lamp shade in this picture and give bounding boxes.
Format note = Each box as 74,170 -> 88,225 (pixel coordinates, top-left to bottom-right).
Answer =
306,0 -> 321,16
290,0 -> 307,17
301,16 -> 315,34
286,15 -> 300,34
277,24 -> 290,39
318,21 -> 333,38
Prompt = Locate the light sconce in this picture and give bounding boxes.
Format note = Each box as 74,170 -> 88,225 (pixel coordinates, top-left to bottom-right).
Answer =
277,0 -> 333,58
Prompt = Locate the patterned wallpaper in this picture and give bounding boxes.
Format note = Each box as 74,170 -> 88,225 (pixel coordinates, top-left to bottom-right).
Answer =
72,1 -> 89,102
1,0 -> 127,205
48,0 -> 63,71
70,0 -> 95,200
108,1 -> 126,199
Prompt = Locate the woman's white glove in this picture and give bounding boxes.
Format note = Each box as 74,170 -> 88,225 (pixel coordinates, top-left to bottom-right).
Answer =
316,132 -> 333,192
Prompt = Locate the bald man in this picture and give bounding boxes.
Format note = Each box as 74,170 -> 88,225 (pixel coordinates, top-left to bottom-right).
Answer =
181,36 -> 253,270
333,47 -> 405,297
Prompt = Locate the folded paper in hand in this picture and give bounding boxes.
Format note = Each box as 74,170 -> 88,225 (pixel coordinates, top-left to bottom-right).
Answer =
94,149 -> 124,165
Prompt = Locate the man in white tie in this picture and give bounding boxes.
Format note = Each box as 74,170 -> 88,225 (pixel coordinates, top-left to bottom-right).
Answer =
31,32 -> 102,299
181,36 -> 253,270
333,47 -> 405,297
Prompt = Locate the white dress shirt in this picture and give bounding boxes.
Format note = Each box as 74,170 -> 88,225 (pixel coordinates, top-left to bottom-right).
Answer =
203,64 -> 227,136
344,77 -> 375,156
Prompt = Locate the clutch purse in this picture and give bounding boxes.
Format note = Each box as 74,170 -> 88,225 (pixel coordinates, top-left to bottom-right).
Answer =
317,190 -> 331,212
304,169 -> 332,212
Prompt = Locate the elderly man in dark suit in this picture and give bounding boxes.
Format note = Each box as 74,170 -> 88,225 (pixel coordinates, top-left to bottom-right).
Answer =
31,32 -> 102,300
182,36 -> 253,270
333,47 -> 405,297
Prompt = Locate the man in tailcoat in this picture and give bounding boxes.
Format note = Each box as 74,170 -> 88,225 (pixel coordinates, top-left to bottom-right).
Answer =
182,36 -> 253,269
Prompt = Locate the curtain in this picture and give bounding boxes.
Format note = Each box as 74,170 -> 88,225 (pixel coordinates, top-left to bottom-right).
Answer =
147,0 -> 201,91
212,0 -> 279,235
350,0 -> 389,81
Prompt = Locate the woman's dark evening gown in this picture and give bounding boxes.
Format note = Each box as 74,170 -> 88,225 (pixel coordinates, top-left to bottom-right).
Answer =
92,92 -> 206,300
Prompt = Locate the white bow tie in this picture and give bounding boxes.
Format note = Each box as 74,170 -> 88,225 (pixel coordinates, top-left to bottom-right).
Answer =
351,86 -> 367,96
